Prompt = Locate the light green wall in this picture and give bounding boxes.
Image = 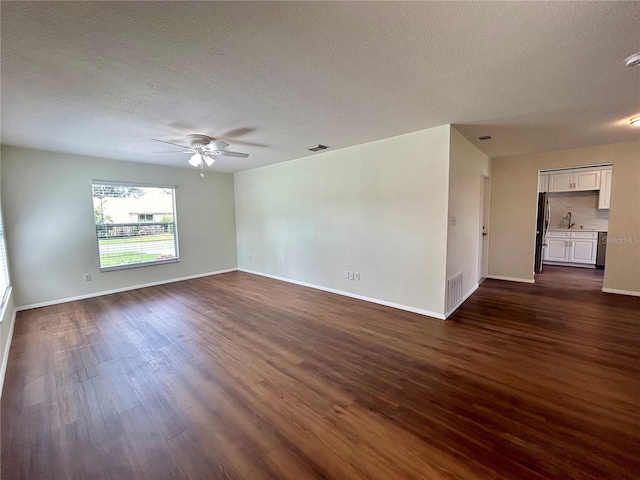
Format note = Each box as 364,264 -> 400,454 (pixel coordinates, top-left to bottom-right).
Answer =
1,146 -> 238,307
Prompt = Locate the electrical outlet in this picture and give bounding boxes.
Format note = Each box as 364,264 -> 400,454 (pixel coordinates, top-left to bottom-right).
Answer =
348,271 -> 354,280
354,272 -> 360,281
84,274 -> 91,282
449,215 -> 457,226
249,255 -> 252,261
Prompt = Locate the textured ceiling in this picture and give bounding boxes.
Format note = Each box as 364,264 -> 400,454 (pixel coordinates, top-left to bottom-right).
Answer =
1,1 -> 639,173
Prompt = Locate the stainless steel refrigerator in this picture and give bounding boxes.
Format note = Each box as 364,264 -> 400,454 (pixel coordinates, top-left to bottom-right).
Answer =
534,192 -> 550,274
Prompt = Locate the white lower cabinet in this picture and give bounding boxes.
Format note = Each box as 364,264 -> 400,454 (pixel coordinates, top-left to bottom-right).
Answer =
569,239 -> 598,264
544,231 -> 598,266
546,238 -> 571,262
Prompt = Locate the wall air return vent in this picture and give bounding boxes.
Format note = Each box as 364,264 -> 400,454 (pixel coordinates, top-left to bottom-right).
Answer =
447,273 -> 464,313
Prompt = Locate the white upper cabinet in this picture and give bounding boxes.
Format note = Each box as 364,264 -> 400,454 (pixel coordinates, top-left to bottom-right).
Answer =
573,170 -> 601,191
547,168 -> 602,193
548,172 -> 573,192
598,168 -> 613,209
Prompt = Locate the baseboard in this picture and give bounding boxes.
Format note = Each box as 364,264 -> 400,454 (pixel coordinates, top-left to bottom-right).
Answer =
602,287 -> 640,297
486,275 -> 535,284
238,268 -> 446,320
445,283 -> 478,319
16,268 -> 238,311
0,307 -> 17,398
543,261 -> 595,269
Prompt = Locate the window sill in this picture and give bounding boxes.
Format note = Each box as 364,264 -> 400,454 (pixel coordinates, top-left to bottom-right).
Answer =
100,258 -> 180,272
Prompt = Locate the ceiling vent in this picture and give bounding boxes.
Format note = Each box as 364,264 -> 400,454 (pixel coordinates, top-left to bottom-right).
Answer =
306,144 -> 329,152
478,135 -> 492,141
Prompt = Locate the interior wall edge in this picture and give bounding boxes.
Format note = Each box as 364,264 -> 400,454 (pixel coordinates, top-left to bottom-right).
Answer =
601,287 -> 640,297
14,268 -> 237,311
486,275 -> 536,284
238,268 -> 447,320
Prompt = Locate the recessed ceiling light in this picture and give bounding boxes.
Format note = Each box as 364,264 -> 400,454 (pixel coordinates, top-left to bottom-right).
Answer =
624,52 -> 640,67
478,135 -> 492,141
306,144 -> 329,152
630,116 -> 640,127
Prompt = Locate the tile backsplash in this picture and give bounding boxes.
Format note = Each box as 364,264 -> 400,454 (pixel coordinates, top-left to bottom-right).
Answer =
548,191 -> 608,231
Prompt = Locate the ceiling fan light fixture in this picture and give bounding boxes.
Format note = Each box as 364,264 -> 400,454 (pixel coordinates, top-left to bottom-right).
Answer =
630,116 -> 640,127
188,153 -> 202,167
151,135 -> 248,175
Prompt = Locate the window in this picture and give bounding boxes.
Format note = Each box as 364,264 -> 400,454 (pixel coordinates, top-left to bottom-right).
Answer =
92,181 -> 179,271
0,204 -> 10,306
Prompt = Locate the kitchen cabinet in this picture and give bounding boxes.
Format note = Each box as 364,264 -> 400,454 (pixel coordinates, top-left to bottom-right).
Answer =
598,168 -> 612,209
544,231 -> 598,265
544,231 -> 571,262
547,169 -> 601,193
568,232 -> 598,264
548,172 -> 573,192
538,174 -> 549,193
574,170 -> 601,191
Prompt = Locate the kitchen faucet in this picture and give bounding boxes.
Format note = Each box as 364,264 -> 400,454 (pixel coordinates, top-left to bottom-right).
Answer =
566,212 -> 575,229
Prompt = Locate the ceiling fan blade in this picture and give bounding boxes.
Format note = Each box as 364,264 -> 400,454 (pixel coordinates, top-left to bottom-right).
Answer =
203,155 -> 215,167
152,150 -> 194,154
151,139 -> 191,150
206,141 -> 229,150
210,150 -> 249,158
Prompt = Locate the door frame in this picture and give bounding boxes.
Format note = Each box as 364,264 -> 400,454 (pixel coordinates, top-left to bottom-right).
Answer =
478,174 -> 491,283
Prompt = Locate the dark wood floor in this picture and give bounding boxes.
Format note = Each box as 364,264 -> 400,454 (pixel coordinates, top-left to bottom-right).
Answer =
2,267 -> 639,479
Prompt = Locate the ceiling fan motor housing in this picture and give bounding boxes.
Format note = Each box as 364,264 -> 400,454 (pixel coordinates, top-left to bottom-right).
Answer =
187,134 -> 213,147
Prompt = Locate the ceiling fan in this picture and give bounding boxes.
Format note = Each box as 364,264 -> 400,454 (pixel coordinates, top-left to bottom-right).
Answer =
152,134 -> 249,176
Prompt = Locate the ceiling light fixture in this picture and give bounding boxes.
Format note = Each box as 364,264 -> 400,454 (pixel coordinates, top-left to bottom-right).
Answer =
188,153 -> 202,167
624,52 -> 640,67
630,116 -> 640,127
151,134 -> 248,178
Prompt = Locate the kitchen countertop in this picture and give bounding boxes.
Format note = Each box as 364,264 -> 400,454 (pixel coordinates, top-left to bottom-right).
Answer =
547,229 -> 607,232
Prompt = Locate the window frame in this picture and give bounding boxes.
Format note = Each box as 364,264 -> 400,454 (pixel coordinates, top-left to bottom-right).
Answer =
0,204 -> 11,309
92,180 -> 180,272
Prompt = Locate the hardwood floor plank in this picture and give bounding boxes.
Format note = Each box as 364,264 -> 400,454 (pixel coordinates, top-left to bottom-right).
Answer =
2,266 -> 639,479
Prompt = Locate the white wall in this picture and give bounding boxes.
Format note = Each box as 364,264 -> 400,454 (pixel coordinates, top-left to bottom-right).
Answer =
1,146 -> 238,307
235,126 -> 451,317
446,127 -> 491,310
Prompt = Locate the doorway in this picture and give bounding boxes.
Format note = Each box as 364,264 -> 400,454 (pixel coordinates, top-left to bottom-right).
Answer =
478,175 -> 490,283
534,165 -> 611,288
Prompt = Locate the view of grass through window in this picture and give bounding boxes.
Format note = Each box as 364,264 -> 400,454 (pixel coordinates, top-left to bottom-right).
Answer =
92,182 -> 179,270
